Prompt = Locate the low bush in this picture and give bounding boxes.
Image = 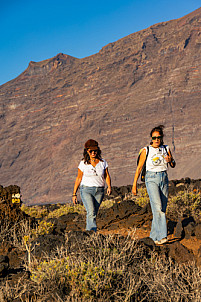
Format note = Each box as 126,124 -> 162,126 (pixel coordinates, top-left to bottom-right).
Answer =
0,231 -> 201,301
167,190 -> 201,222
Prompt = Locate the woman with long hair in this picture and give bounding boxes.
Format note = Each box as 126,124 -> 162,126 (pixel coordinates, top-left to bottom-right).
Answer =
132,125 -> 176,245
72,139 -> 111,231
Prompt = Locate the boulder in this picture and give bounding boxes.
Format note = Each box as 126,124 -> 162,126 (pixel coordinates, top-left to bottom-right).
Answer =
168,241 -> 195,264
32,234 -> 65,258
194,224 -> 201,240
0,255 -> 9,278
174,219 -> 184,239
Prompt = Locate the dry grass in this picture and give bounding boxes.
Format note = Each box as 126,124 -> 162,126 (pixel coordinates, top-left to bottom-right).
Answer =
1,189 -> 201,301
1,231 -> 201,302
21,198 -> 117,221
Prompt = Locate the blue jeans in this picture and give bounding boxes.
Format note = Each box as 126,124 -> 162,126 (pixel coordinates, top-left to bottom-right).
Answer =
80,185 -> 105,231
145,171 -> 168,241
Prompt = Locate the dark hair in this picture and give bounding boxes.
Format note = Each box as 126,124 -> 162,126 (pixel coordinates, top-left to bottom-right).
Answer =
150,125 -> 164,145
83,147 -> 102,164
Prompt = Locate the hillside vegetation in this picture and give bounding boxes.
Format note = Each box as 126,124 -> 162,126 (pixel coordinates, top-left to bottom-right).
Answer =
0,186 -> 201,301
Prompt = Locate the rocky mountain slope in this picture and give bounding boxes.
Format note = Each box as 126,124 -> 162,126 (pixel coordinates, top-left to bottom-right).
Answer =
0,8 -> 201,204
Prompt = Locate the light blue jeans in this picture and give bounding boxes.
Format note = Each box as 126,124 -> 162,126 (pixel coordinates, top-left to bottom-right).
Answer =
145,171 -> 168,241
80,185 -> 105,232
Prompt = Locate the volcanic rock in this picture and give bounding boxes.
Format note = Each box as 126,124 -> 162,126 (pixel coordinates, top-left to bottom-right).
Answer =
167,241 -> 195,263
0,255 -> 9,278
174,218 -> 184,238
195,224 -> 201,239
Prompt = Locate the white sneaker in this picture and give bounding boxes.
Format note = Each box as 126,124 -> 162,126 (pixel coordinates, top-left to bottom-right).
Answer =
155,238 -> 168,245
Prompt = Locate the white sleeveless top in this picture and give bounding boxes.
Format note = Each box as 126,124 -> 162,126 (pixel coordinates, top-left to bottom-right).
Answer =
145,145 -> 170,172
78,159 -> 108,187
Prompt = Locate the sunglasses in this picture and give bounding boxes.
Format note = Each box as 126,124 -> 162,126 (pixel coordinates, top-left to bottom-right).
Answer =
92,167 -> 98,176
152,136 -> 162,140
88,149 -> 98,153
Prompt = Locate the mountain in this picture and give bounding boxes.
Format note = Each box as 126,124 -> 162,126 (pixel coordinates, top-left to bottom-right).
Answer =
0,8 -> 201,204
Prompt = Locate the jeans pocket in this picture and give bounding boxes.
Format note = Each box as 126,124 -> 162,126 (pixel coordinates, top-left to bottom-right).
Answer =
145,172 -> 156,180
97,187 -> 104,193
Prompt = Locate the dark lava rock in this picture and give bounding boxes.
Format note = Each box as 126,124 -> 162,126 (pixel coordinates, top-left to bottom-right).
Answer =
168,241 -> 195,264
182,216 -> 196,239
174,219 -> 184,239
139,237 -> 155,250
0,198 -> 35,231
184,222 -> 196,239
104,185 -> 132,200
194,224 -> 201,240
138,203 -> 152,215
197,245 -> 201,266
124,213 -> 152,228
32,234 -> 65,258
99,200 -> 141,221
0,255 -> 9,278
50,212 -> 81,234
167,220 -> 177,236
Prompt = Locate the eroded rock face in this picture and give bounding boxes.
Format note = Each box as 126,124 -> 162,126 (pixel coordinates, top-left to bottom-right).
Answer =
0,9 -> 201,204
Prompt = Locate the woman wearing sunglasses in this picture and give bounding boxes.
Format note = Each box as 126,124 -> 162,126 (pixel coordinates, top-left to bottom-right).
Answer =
72,139 -> 111,231
132,125 -> 176,245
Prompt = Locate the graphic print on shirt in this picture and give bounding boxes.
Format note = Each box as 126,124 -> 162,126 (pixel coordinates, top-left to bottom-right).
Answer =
151,148 -> 167,166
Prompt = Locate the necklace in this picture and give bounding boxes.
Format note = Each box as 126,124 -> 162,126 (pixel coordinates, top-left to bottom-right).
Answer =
91,159 -> 96,162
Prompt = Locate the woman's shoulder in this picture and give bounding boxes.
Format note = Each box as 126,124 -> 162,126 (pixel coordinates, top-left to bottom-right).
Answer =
141,146 -> 149,154
78,160 -> 88,169
162,144 -> 170,151
100,158 -> 108,167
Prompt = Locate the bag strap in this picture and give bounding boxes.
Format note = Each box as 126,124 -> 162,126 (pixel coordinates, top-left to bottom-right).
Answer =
146,146 -> 149,158
163,144 -> 176,168
163,145 -> 168,154
145,146 -> 149,163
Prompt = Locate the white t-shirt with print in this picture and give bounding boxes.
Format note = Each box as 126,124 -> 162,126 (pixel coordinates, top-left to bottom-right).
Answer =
78,159 -> 108,187
145,145 -> 170,172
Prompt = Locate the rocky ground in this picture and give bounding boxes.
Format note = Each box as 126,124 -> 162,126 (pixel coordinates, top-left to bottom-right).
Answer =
0,178 -> 201,292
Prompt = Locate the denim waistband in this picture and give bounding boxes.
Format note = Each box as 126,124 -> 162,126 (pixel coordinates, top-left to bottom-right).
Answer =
80,185 -> 104,188
146,171 -> 167,175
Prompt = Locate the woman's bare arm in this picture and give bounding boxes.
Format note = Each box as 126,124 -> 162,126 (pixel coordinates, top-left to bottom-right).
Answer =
132,149 -> 146,195
165,149 -> 176,168
104,167 -> 111,195
72,168 -> 83,204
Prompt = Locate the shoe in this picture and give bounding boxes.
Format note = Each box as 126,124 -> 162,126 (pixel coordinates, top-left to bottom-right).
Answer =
154,238 -> 168,245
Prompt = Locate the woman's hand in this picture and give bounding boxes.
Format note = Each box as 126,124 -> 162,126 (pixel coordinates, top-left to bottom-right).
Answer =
165,149 -> 176,167
72,169 -> 83,205
107,186 -> 111,195
132,185 -> 138,196
72,195 -> 77,205
104,168 -> 111,195
164,154 -> 172,163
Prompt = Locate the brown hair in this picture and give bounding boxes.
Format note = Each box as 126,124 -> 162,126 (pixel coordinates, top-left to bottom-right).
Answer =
150,125 -> 164,146
83,147 -> 103,164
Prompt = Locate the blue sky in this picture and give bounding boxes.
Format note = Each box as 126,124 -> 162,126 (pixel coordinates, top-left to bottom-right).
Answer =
0,0 -> 200,86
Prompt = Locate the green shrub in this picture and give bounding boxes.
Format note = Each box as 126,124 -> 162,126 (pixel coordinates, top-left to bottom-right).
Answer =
167,190 -> 201,221
46,203 -> 85,219
21,204 -> 49,218
1,232 -> 201,301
